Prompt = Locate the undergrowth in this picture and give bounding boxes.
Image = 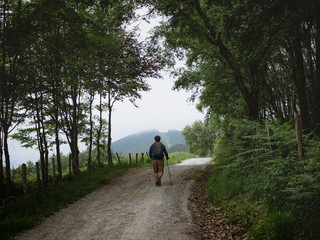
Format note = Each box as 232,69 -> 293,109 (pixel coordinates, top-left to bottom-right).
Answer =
206,118 -> 320,239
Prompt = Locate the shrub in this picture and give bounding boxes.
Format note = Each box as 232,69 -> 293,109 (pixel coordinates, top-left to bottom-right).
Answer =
206,118 -> 320,239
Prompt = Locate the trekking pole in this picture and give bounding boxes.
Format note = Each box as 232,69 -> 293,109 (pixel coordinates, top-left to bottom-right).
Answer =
166,158 -> 172,186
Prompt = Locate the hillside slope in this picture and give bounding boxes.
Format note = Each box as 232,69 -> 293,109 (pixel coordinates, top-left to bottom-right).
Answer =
111,130 -> 186,155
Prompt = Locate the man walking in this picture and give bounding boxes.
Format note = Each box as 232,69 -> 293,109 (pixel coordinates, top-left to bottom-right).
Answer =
149,135 -> 169,186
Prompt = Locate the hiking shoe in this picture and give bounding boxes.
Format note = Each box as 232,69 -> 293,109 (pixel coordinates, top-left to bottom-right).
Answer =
155,182 -> 159,186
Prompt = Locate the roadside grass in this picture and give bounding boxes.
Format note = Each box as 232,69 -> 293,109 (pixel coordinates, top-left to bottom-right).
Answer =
0,152 -> 195,240
206,167 -> 263,229
0,162 -> 136,240
190,169 -> 205,181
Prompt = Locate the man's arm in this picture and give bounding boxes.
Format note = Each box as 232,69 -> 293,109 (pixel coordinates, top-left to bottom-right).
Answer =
162,144 -> 169,159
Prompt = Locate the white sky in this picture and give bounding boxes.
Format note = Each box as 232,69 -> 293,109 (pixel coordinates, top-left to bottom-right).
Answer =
7,8 -> 205,167
109,8 -> 205,141
111,73 -> 204,142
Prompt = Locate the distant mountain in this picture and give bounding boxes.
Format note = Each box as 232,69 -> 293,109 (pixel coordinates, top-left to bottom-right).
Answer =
111,130 -> 187,156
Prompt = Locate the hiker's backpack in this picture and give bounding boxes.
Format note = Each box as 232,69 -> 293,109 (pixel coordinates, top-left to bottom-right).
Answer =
152,142 -> 163,158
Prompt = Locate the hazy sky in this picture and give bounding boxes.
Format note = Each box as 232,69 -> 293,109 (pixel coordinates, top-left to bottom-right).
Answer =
111,72 -> 204,141
8,8 -> 205,167
110,8 -> 204,140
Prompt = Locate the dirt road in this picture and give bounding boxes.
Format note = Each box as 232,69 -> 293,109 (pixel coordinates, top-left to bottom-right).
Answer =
14,158 -> 211,240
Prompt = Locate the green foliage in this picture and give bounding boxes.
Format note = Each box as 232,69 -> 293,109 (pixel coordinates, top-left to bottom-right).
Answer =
250,211 -> 297,240
182,119 -> 217,157
1,0 -> 161,191
206,118 -> 320,239
145,0 -> 320,128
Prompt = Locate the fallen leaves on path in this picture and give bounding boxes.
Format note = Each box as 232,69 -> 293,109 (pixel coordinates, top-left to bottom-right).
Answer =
188,165 -> 248,240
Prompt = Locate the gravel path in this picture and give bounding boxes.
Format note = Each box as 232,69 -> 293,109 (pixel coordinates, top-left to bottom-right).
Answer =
14,158 -> 211,240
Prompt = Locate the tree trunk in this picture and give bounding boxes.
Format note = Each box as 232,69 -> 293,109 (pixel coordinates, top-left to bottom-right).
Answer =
291,34 -> 311,130
313,2 -> 320,129
42,120 -> 49,186
71,87 -> 80,175
4,130 -> 11,190
248,63 -> 260,120
61,85 -> 80,175
306,26 -> 316,119
55,124 -> 62,182
52,84 -> 62,179
40,91 -> 49,186
70,130 -> 80,175
0,131 -> 4,192
51,44 -> 63,182
33,81 -> 48,188
107,93 -> 113,165
218,40 -> 260,120
261,65 -> 283,119
1,0 -> 12,193
35,114 -> 47,188
88,92 -> 94,170
96,95 -> 103,166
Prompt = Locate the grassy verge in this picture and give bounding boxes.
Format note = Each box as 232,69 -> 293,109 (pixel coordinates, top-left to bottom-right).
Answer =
206,167 -> 263,229
206,167 -> 299,240
0,162 -> 135,240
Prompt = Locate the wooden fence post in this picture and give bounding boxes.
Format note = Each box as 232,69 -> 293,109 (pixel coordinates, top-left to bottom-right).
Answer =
141,153 -> 144,164
129,153 -> 132,165
36,162 -> 41,189
295,114 -> 303,161
116,152 -> 120,163
22,164 -> 27,194
52,157 -> 56,187
136,153 -> 138,164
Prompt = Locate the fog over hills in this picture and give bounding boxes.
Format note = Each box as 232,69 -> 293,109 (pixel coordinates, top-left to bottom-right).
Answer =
111,130 -> 187,156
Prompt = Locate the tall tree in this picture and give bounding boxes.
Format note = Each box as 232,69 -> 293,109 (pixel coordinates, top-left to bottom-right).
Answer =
143,0 -> 282,120
0,0 -> 29,191
142,0 -> 320,131
102,32 -> 159,164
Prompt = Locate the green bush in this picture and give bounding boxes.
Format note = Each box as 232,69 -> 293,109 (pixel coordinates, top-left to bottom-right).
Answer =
206,118 -> 320,239
251,211 -> 297,240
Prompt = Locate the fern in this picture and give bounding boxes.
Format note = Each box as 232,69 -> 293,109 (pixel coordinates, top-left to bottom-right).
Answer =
206,118 -> 320,239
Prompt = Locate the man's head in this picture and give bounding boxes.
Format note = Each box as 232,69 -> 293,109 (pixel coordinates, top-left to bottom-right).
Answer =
154,135 -> 161,142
